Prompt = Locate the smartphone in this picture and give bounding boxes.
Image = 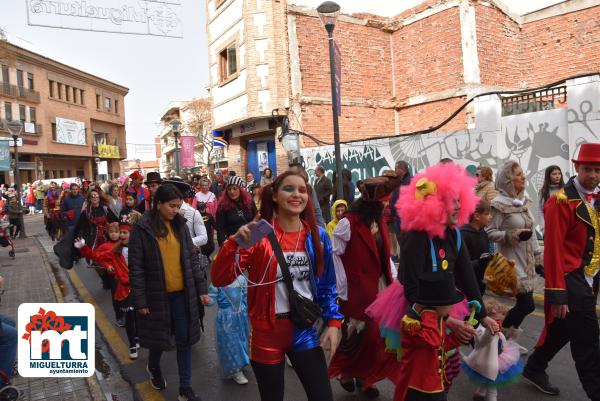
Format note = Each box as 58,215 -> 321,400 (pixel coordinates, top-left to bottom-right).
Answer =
236,219 -> 274,249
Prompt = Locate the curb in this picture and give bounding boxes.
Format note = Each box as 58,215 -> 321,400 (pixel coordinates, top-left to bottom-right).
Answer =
34,236 -> 106,401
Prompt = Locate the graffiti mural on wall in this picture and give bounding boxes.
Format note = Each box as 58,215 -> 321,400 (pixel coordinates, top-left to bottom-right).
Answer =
301,81 -> 600,229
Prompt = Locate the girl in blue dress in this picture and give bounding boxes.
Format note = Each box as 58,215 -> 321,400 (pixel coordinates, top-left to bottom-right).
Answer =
208,275 -> 250,384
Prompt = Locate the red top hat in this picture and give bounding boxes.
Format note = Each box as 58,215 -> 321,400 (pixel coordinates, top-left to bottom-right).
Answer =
572,143 -> 600,165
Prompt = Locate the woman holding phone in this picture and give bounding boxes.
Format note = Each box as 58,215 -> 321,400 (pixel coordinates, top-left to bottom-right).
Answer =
487,160 -> 542,354
211,171 -> 342,401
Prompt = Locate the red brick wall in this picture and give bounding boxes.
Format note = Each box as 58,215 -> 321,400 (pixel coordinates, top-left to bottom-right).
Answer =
476,4 -> 522,88
398,97 -> 468,134
392,7 -> 464,99
295,15 -> 393,100
300,104 -> 395,146
522,7 -> 600,87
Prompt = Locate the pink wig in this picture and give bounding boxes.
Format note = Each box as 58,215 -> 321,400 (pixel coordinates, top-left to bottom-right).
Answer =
396,162 -> 478,239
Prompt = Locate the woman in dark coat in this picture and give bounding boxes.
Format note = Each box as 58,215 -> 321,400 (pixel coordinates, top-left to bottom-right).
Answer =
129,184 -> 210,401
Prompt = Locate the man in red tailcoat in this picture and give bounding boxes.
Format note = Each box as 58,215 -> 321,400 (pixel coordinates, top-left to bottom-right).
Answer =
523,143 -> 600,401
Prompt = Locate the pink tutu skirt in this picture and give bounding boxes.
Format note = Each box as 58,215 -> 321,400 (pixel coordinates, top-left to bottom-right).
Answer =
365,280 -> 470,358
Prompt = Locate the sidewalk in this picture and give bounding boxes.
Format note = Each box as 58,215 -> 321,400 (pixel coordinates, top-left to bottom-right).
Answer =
0,223 -> 98,401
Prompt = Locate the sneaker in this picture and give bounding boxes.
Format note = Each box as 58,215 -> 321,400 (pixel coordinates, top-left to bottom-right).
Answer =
146,365 -> 166,390
129,347 -> 138,360
522,367 -> 559,395
116,317 -> 126,327
231,371 -> 248,385
339,378 -> 355,392
363,386 -> 380,399
178,386 -> 201,401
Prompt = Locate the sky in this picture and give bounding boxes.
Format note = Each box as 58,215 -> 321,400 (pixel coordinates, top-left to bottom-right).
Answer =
1,0 -> 566,160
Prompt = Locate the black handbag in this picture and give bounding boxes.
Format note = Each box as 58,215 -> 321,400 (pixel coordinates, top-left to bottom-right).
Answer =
266,231 -> 322,328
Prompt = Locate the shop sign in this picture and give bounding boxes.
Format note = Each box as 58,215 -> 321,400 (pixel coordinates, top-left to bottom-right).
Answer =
0,141 -> 10,172
56,118 -> 86,145
97,144 -> 120,159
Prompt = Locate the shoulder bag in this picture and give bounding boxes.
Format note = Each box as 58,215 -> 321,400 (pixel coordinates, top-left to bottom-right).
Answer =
266,231 -> 322,328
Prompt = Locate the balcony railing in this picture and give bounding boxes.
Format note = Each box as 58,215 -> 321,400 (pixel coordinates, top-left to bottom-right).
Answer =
0,119 -> 42,135
0,83 -> 41,103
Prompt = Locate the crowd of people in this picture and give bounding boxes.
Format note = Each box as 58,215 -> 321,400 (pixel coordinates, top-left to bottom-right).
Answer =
1,143 -> 600,401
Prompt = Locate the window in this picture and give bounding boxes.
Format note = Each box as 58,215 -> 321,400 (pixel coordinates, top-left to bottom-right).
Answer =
59,170 -> 64,178
27,73 -> 34,89
51,123 -> 57,141
114,99 -> 119,114
19,104 -> 26,122
49,80 -> 54,97
104,97 -> 111,111
4,102 -> 12,121
80,89 -> 85,105
29,107 -> 36,124
72,87 -> 77,104
16,69 -> 23,87
96,94 -> 101,109
65,85 -> 71,102
57,83 -> 63,100
67,170 -> 71,177
1,65 -> 8,84
219,42 -> 238,82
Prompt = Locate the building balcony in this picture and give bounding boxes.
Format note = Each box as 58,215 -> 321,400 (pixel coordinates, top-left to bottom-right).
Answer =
0,119 -> 42,135
0,83 -> 41,103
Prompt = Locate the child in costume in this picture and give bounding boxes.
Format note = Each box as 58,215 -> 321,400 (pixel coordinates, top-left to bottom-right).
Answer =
462,299 -> 524,401
394,271 -> 464,401
366,163 -> 499,392
326,199 -> 347,238
207,275 -> 250,385
74,212 -> 141,359
460,199 -> 493,294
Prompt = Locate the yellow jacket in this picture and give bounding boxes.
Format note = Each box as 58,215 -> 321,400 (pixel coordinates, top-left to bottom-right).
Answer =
326,199 -> 348,237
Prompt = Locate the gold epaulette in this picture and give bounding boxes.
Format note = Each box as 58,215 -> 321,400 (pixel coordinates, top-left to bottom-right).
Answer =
554,188 -> 568,204
401,314 -> 421,332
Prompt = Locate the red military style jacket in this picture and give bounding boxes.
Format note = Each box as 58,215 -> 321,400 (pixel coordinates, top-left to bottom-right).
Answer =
393,309 -> 462,401
544,178 -> 599,311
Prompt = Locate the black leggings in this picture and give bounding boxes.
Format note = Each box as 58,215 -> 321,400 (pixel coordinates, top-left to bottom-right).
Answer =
124,310 -> 137,348
251,347 -> 333,401
503,291 -> 535,329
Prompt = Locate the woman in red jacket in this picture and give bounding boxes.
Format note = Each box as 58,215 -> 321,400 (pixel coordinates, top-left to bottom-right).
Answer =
211,171 -> 342,401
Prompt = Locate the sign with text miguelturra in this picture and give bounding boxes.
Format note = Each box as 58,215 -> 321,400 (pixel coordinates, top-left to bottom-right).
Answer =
27,0 -> 183,38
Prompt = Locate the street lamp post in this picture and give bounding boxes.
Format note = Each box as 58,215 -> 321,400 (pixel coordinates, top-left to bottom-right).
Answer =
169,119 -> 182,177
317,1 -> 343,200
6,120 -> 26,238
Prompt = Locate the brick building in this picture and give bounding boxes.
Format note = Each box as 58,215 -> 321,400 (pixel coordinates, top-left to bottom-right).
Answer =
0,42 -> 128,185
206,0 -> 600,178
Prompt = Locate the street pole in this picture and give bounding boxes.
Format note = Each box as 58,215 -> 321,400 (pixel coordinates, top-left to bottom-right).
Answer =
12,133 -> 26,238
174,133 -> 180,177
326,25 -> 344,200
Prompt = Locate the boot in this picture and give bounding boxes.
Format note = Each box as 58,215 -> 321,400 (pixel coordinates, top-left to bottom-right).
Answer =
504,326 -> 528,355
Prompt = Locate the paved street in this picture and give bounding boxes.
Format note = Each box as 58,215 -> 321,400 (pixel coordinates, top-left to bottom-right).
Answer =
0,214 -> 591,401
